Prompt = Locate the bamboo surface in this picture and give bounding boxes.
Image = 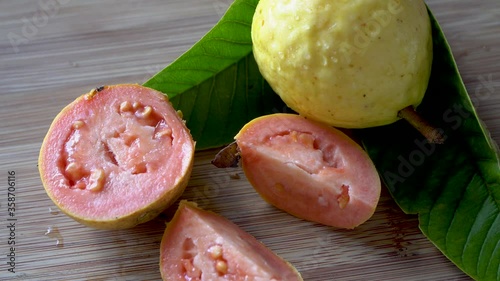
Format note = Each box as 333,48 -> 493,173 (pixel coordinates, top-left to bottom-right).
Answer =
0,1 -> 499,280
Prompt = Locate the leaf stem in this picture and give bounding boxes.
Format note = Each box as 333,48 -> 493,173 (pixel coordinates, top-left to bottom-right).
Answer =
398,106 -> 445,144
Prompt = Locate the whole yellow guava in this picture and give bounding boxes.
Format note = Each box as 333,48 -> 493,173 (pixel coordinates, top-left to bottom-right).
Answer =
252,0 -> 433,128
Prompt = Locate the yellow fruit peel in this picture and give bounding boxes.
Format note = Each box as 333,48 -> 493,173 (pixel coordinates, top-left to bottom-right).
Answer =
252,0 -> 433,128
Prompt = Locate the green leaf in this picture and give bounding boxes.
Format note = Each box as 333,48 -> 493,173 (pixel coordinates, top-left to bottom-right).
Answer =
143,0 -> 286,150
143,0 -> 499,279
359,10 -> 500,281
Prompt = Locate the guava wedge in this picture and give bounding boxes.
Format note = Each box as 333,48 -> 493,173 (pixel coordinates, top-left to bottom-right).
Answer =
252,0 -> 433,129
235,114 -> 381,229
159,200 -> 303,281
38,84 -> 195,229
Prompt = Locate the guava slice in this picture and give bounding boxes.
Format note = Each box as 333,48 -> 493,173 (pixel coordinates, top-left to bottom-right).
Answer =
160,200 -> 303,281
38,84 -> 195,229
235,113 -> 381,229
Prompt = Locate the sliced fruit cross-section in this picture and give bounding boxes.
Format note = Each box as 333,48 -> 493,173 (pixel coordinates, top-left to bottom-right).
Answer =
39,84 -> 195,229
235,113 -> 381,229
160,201 -> 303,281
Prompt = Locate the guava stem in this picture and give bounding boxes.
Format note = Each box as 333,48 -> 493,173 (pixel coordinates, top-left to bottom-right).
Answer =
398,106 -> 445,144
211,141 -> 241,168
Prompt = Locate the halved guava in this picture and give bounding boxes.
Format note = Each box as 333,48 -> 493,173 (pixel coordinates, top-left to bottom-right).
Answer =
160,201 -> 303,281
235,113 -> 381,229
38,84 -> 195,229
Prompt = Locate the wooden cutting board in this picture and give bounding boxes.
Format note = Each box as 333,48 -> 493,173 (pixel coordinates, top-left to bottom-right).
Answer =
1,1 -> 499,280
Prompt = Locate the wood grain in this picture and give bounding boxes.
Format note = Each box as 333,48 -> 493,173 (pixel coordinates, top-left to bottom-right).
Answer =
0,0 -> 499,280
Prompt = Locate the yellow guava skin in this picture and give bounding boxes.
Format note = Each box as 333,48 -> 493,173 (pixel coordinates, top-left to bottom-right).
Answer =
252,0 -> 433,128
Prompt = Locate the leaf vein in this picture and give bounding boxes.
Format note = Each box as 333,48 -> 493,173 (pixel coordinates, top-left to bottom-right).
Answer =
200,37 -> 252,47
476,209 -> 500,275
461,181 -> 489,276
196,77 -> 216,143
241,0 -> 258,9
217,19 -> 252,28
442,173 -> 476,258
483,213 -> 500,280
